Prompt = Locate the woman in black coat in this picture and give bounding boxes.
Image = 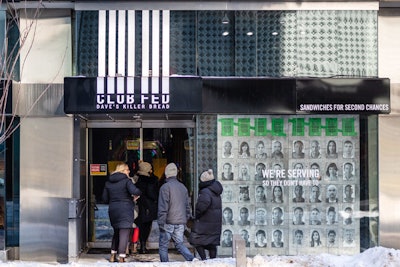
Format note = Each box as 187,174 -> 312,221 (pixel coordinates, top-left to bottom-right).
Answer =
133,161 -> 159,254
102,163 -> 141,262
189,169 -> 223,260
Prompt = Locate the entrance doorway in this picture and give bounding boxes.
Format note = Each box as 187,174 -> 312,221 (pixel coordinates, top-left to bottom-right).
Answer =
87,125 -> 195,248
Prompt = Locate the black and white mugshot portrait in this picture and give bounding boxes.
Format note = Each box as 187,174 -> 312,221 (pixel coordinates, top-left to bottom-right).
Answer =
326,206 -> 337,225
326,140 -> 338,159
255,185 -> 267,203
221,162 -> 234,181
222,140 -> 234,159
238,163 -> 251,181
310,230 -> 323,247
293,185 -> 305,203
343,206 -> 354,225
272,230 -> 284,248
238,141 -> 251,159
343,162 -> 355,181
326,184 -> 339,203
294,229 -> 304,246
293,207 -> 305,225
343,229 -> 356,247
255,230 -> 267,248
309,185 -> 322,203
343,140 -> 355,159
255,140 -> 268,159
222,229 -> 233,247
310,140 -> 322,159
293,162 -> 306,180
222,207 -> 234,225
240,229 -> 250,247
271,186 -> 284,203
271,140 -> 284,159
325,162 -> 339,181
309,208 -> 322,225
292,140 -> 305,159
343,184 -> 355,203
238,207 -> 251,226
327,230 -> 337,247
239,186 -> 250,202
255,208 -> 267,226
222,185 -> 234,202
272,207 -> 284,226
254,162 -> 267,181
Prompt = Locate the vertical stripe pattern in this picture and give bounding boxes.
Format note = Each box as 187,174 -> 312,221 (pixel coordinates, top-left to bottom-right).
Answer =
97,10 -> 170,96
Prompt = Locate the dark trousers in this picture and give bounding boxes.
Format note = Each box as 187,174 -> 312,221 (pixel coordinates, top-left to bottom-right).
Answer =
195,245 -> 217,260
138,221 -> 153,246
111,228 -> 131,255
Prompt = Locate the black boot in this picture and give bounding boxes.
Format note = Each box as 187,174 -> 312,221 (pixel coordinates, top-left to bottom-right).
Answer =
139,242 -> 148,254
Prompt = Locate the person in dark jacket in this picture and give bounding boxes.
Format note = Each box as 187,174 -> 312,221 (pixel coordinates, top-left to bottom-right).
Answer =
102,162 -> 142,263
134,161 -> 159,254
189,169 -> 223,260
157,163 -> 194,262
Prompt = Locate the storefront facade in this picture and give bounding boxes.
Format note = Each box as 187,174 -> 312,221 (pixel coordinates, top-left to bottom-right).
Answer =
0,0 -> 399,263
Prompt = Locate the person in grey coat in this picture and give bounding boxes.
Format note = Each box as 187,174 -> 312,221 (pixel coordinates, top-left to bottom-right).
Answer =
102,163 -> 141,263
189,169 -> 223,260
157,163 -> 194,262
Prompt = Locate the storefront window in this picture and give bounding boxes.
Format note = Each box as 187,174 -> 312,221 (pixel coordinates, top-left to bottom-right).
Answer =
197,114 -> 379,255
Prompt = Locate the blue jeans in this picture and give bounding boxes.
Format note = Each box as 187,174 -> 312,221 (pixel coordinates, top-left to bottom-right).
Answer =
159,224 -> 194,262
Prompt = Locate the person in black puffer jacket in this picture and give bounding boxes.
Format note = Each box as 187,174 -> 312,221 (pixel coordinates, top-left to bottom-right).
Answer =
134,161 -> 159,254
102,162 -> 142,263
189,169 -> 223,260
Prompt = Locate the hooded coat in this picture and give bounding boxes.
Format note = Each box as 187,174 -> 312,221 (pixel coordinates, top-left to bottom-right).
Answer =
134,173 -> 159,223
189,179 -> 223,246
102,172 -> 142,229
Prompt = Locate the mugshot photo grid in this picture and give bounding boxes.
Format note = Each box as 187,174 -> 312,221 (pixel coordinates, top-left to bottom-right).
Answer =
217,115 -> 360,255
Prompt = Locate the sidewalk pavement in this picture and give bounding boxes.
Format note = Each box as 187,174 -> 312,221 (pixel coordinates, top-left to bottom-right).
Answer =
76,249 -> 191,264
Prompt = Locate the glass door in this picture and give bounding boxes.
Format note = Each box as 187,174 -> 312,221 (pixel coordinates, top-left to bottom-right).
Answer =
88,126 -> 195,247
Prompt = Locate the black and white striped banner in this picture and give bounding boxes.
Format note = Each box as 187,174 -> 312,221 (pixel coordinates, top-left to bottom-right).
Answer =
97,10 -> 170,101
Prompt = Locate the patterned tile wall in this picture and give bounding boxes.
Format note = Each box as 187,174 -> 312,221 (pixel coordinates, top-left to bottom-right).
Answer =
76,10 -> 377,78
196,115 -> 218,179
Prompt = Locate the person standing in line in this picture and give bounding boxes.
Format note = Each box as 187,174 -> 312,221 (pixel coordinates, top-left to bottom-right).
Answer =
189,169 -> 223,260
102,162 -> 142,263
133,161 -> 159,254
157,163 -> 194,262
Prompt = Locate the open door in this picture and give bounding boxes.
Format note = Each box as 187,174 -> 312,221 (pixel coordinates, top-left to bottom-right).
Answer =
87,126 -> 195,249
